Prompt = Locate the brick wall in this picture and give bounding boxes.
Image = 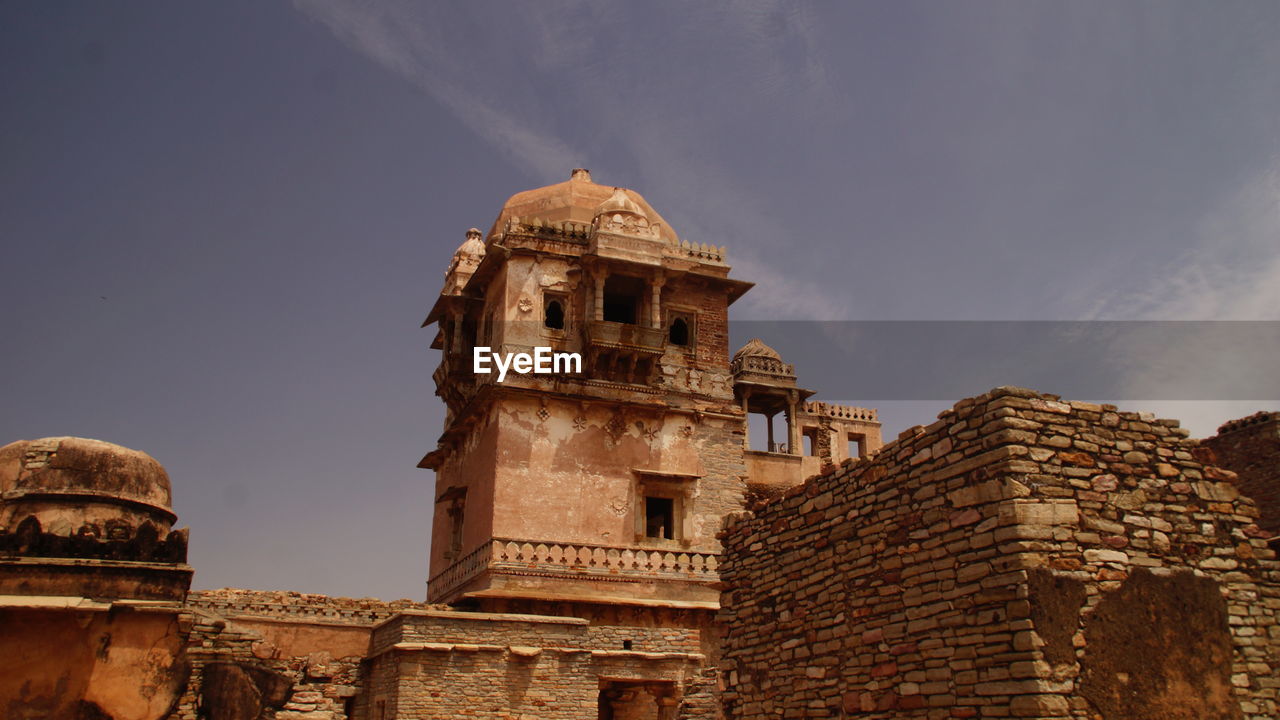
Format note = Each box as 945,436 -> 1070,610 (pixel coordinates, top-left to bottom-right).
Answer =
718,387 -> 1280,719
664,281 -> 731,371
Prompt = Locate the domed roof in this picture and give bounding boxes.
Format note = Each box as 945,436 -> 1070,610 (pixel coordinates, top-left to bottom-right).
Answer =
454,228 -> 486,259
0,436 -> 172,512
487,169 -> 679,244
733,338 -> 783,362
595,187 -> 647,218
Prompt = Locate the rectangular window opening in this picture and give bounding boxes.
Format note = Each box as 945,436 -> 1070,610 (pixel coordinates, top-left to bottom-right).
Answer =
848,433 -> 865,460
603,275 -> 645,325
644,496 -> 675,540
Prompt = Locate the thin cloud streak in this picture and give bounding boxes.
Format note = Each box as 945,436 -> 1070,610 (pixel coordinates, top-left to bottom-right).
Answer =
294,1 -> 582,176
294,0 -> 852,319
1074,159 -> 1280,435
294,1 -> 1279,436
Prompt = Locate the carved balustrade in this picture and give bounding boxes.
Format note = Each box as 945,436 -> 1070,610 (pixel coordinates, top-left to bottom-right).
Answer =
586,321 -> 666,354
730,354 -> 795,380
427,537 -> 720,603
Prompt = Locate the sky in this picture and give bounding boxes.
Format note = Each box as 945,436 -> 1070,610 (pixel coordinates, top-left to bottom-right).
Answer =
2,1 -> 1277,600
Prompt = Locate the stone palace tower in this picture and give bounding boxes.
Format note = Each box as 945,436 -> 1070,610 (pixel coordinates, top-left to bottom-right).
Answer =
419,169 -> 880,639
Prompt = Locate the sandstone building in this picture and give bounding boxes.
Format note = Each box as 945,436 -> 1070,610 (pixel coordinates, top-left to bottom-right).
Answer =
0,171 -> 1276,719
404,168 -> 880,714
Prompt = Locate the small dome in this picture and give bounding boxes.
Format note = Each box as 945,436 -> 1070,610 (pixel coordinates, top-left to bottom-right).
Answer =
0,437 -> 173,514
455,228 -> 486,259
595,187 -> 647,218
733,338 -> 783,362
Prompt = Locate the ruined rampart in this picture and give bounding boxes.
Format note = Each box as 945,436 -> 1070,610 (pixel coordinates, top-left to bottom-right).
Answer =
186,587 -> 438,625
360,609 -> 709,719
718,387 -> 1280,719
1205,411 -> 1280,535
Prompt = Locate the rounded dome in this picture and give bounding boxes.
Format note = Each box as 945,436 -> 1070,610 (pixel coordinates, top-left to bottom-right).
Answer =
487,169 -> 679,244
0,437 -> 173,513
733,338 -> 783,362
595,187 -> 647,218
454,227 -> 486,259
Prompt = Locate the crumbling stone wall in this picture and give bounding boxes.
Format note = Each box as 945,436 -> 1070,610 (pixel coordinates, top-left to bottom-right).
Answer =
168,609 -> 361,720
360,610 -> 710,719
1205,411 -> 1280,535
185,588 -> 434,625
718,387 -> 1280,719
170,590 -> 439,720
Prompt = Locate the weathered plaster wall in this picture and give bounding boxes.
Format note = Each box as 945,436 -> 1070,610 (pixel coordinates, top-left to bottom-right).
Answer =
428,405 -> 500,577
488,393 -> 744,553
718,387 -> 1280,719
1,607 -> 189,720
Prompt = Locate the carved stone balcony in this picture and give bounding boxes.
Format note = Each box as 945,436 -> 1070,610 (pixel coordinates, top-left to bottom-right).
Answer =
585,322 -> 666,385
586,321 -> 665,354
427,537 -> 720,605
730,354 -> 796,386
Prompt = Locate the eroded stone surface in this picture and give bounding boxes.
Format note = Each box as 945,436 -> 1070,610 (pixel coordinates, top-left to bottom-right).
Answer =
1081,570 -> 1239,720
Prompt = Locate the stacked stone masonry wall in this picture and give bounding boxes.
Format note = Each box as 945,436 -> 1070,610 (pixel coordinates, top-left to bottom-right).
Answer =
172,590 -> 442,720
718,387 -> 1280,719
1205,412 -> 1280,535
187,588 -> 440,625
362,610 -> 710,719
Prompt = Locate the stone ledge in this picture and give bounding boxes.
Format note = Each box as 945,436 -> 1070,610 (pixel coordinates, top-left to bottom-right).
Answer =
0,594 -> 184,612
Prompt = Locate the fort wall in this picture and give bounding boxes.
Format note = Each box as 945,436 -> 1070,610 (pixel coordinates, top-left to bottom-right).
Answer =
359,609 -> 708,719
1205,411 -> 1280,535
718,387 -> 1280,719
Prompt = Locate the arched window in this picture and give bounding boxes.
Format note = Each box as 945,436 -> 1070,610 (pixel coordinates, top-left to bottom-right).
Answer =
668,317 -> 689,346
544,298 -> 565,330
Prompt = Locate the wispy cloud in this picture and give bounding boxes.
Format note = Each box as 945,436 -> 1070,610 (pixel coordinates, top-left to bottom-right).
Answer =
1084,159 -> 1280,322
294,1 -> 583,175
293,0 -> 849,319
1078,159 -> 1280,435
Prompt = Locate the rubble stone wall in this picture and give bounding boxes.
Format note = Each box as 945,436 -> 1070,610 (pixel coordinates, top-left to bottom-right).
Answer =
359,610 -> 710,719
1205,411 -> 1280,534
186,588 -> 436,624
718,387 -> 1280,719
170,590 -> 438,720
167,608 -> 364,720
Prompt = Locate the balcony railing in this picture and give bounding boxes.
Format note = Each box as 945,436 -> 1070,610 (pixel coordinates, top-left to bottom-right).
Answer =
427,537 -> 720,603
802,401 -> 878,422
586,321 -> 666,353
730,354 -> 795,380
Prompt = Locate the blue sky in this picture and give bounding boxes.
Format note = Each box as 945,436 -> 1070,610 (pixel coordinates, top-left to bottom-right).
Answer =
2,2 -> 1277,599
